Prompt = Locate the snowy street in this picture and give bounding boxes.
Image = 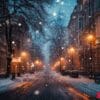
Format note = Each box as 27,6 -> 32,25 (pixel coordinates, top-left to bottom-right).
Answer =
0,73 -> 35,93
58,74 -> 100,97
0,0 -> 100,99
0,71 -> 97,100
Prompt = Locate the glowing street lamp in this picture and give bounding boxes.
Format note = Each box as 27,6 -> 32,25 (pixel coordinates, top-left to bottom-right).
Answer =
34,60 -> 43,71
86,34 -> 95,43
35,60 -> 40,65
68,47 -> 75,55
60,57 -> 64,61
20,51 -> 29,73
20,51 -> 28,59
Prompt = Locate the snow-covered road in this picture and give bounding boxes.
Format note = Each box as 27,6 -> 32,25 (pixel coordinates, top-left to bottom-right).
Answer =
0,71 -> 99,99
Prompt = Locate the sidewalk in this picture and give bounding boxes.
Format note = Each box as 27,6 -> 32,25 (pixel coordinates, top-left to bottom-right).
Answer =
0,73 -> 34,93
61,75 -> 100,97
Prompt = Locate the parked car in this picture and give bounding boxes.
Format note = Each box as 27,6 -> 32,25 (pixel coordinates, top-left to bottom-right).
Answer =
79,71 -> 88,76
70,70 -> 79,78
94,76 -> 100,84
94,73 -> 100,84
61,70 -> 71,76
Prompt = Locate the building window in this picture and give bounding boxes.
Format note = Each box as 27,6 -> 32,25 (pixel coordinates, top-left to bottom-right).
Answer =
79,17 -> 83,30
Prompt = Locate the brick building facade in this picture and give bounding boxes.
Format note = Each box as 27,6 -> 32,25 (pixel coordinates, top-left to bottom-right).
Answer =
67,0 -> 100,72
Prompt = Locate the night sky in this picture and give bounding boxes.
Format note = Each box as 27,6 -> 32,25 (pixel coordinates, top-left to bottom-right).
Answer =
36,0 -> 77,64
8,0 -> 77,65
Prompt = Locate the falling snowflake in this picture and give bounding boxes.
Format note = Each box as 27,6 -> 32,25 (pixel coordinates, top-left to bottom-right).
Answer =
34,90 -> 40,95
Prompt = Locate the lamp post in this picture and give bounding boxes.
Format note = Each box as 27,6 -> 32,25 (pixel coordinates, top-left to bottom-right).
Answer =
17,57 -> 21,77
68,47 -> 76,70
11,57 -> 21,80
86,34 -> 95,78
20,51 -> 29,73
34,60 -> 43,71
11,57 -> 17,80
60,57 -> 65,72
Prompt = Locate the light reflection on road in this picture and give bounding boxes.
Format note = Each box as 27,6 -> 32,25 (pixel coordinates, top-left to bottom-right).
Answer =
0,72 -> 91,100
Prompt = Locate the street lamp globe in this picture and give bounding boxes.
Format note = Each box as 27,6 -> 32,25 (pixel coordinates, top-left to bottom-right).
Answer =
68,47 -> 75,55
86,34 -> 95,43
35,60 -> 40,65
20,51 -> 28,58
60,57 -> 64,61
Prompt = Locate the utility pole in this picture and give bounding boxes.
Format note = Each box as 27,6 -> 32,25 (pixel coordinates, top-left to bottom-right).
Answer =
89,42 -> 93,78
